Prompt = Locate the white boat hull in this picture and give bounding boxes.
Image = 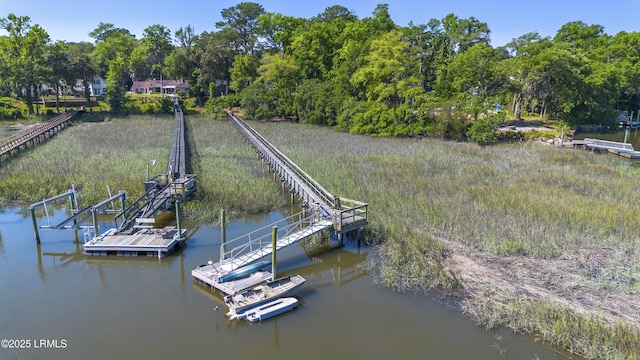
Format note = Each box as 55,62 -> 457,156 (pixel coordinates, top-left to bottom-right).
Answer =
245,297 -> 298,322
225,274 -> 305,316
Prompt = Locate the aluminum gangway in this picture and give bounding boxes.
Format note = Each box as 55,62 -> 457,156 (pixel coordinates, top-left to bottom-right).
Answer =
583,138 -> 635,153
191,209 -> 333,293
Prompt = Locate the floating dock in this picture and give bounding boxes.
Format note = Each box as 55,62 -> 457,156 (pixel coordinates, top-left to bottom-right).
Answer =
84,227 -> 185,258
192,265 -> 272,295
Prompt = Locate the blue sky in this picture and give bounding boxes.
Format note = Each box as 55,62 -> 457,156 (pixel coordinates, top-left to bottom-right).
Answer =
1,0 -> 639,47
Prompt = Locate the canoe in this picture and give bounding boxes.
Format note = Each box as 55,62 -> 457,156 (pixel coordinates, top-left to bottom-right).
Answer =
225,274 -> 305,318
217,260 -> 271,283
246,297 -> 298,322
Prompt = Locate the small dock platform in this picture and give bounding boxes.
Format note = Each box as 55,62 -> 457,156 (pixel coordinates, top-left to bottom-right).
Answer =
83,226 -> 185,258
192,265 -> 272,295
608,149 -> 640,160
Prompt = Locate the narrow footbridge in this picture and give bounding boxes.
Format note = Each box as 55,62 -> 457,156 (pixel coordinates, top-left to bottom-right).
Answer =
115,101 -> 196,233
0,110 -> 78,158
192,111 -> 367,291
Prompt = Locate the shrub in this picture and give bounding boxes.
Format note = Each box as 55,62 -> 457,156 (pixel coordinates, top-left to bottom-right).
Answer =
0,97 -> 27,120
467,112 -> 506,145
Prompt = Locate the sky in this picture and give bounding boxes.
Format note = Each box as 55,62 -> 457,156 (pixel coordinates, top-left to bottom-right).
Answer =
1,0 -> 639,47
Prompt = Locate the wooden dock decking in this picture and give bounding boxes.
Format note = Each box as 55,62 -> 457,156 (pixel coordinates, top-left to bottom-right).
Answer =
0,110 -> 77,158
83,101 -> 195,257
191,112 -> 368,296
192,218 -> 333,294
84,227 -> 185,257
192,266 -> 273,295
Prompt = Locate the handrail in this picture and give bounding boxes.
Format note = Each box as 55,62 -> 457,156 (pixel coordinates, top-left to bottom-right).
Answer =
220,210 -> 316,265
0,110 -> 77,156
227,110 -> 335,208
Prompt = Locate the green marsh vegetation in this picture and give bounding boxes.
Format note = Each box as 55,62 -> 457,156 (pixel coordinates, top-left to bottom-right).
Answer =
246,120 -> 640,359
0,114 -> 282,221
2,114 -> 640,358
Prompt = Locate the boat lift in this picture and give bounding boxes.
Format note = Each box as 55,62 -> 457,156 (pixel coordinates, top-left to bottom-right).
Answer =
29,186 -> 127,243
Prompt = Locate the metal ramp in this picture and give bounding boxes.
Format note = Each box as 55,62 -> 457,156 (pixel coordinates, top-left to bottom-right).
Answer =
219,212 -> 333,271
584,138 -> 635,153
191,210 -> 333,292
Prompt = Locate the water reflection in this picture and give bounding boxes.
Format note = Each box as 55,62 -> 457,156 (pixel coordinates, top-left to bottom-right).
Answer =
0,230 -> 4,259
0,202 -> 571,359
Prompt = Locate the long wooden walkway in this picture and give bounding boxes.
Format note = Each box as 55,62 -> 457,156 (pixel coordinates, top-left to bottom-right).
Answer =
192,111 -> 368,293
85,101 -> 195,256
116,101 -> 196,233
0,110 -> 77,158
227,110 -> 368,234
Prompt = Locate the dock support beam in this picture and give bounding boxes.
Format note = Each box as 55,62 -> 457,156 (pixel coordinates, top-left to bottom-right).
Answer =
271,226 -> 277,281
221,209 -> 226,260
30,207 -> 40,244
624,127 -> 630,144
92,211 -> 99,240
176,200 -> 184,241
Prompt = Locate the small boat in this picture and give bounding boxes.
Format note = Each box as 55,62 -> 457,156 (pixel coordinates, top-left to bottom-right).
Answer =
245,297 -> 298,322
225,274 -> 305,318
217,260 -> 271,283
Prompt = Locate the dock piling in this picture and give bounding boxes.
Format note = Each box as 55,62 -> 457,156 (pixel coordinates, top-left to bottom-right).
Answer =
30,207 -> 40,244
221,209 -> 226,260
176,200 -> 184,241
271,226 -> 277,281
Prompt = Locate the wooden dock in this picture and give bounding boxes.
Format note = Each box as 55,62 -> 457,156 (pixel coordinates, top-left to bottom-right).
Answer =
0,110 -> 77,158
192,265 -> 273,295
84,227 -> 185,258
83,101 -> 195,257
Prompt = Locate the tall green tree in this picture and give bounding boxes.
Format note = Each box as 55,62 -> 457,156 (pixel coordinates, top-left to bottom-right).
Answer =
46,41 -> 71,113
216,2 -> 266,55
137,24 -> 174,81
257,12 -> 305,52
165,25 -> 199,96
256,52 -> 299,116
196,29 -> 237,98
0,14 -> 50,114
89,23 -> 136,78
105,55 -> 129,114
499,33 -> 552,120
440,43 -> 502,118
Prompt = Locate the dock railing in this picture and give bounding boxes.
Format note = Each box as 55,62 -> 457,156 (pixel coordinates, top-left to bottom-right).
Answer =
584,138 -> 635,153
220,211 -> 318,266
227,110 -> 335,208
0,110 -> 77,157
335,197 -> 368,232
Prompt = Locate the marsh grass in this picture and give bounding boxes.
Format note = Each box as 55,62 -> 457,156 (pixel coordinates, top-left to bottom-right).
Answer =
181,116 -> 282,222
246,120 -> 640,358
0,115 -> 281,222
464,294 -> 640,359
250,121 -> 640,257
0,115 -> 172,205
3,113 -> 640,357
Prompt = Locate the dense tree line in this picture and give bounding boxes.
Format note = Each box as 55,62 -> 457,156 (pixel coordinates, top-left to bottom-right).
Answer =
1,3 -> 639,139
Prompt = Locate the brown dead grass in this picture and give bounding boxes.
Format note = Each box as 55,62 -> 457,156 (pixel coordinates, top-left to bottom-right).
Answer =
439,236 -> 640,331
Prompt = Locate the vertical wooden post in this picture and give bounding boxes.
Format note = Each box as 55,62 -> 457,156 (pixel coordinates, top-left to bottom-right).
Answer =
624,127 -> 630,144
30,207 -> 40,244
220,209 -> 226,260
176,200 -> 183,240
92,210 -> 99,240
271,226 -> 277,281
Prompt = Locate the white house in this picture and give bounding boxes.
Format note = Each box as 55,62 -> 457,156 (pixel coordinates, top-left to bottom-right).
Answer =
130,79 -> 189,95
71,76 -> 106,96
